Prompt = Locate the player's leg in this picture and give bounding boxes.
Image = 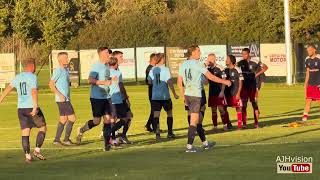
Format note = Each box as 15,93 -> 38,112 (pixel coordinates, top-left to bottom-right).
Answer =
164,99 -> 175,138
145,99 -> 154,132
120,102 -> 133,144
302,99 -> 312,121
63,102 -> 76,144
18,109 -> 33,163
53,103 -> 68,144
102,99 -> 116,151
33,125 -> 47,160
236,106 -> 243,129
76,99 -> 103,144
187,112 -> 199,152
211,106 -> 218,130
250,90 -> 259,128
217,105 -> 228,131
102,114 -> 113,151
151,100 -> 162,139
21,128 -> 32,163
241,90 -> 248,128
224,106 -> 232,129
185,105 -> 191,125
153,110 -> 161,139
33,108 -> 47,160
197,105 -> 207,146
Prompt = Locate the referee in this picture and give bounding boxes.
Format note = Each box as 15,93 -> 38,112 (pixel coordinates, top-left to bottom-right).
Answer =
145,53 -> 157,132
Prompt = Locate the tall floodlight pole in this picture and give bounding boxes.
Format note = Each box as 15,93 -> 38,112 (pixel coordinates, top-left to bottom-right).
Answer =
284,0 -> 293,85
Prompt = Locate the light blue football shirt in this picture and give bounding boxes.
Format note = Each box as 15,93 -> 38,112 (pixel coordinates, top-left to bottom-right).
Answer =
10,72 -> 38,108
89,61 -> 110,99
178,59 -> 208,97
108,69 -> 123,104
148,65 -> 171,100
51,67 -> 70,102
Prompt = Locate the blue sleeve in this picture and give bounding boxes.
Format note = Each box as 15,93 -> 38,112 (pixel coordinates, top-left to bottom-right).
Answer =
164,68 -> 171,82
89,65 -> 98,79
195,63 -> 208,74
51,68 -> 61,81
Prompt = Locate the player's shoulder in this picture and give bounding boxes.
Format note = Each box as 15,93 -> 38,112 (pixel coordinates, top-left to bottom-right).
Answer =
215,64 -> 224,71
249,58 -> 260,64
234,66 -> 242,73
316,54 -> 320,60
53,67 -> 63,73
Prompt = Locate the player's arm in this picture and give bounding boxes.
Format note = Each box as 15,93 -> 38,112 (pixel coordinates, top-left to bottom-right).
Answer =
30,88 -> 38,116
236,80 -> 243,100
219,72 -> 227,97
255,63 -> 268,77
168,79 -> 179,99
204,71 -> 231,87
49,80 -> 66,102
119,82 -> 129,99
0,85 -> 14,103
304,68 -> 310,91
202,76 -> 209,86
88,73 -> 114,86
177,75 -> 185,100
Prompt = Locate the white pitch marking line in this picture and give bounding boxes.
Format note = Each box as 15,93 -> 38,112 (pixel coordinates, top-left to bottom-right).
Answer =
0,141 -> 318,151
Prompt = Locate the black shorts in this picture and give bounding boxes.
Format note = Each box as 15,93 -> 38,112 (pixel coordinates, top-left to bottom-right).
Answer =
111,102 -> 130,119
90,98 -> 112,118
151,99 -> 173,112
18,108 -> 46,129
185,96 -> 201,113
56,101 -> 75,116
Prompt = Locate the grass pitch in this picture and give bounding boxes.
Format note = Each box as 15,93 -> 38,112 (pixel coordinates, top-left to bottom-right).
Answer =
0,83 -> 319,180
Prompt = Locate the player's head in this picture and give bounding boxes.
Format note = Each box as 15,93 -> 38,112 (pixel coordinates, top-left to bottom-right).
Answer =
22,58 -> 36,73
57,52 -> 69,67
186,45 -> 201,60
149,53 -> 157,65
226,55 -> 236,67
108,56 -> 118,69
112,51 -> 124,64
306,44 -> 317,57
207,53 -> 216,65
242,48 -> 250,60
97,47 -> 111,63
155,53 -> 166,65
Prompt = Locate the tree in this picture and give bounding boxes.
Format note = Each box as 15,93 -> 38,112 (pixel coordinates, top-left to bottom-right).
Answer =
29,0 -> 72,49
12,0 -> 36,42
0,0 -> 14,37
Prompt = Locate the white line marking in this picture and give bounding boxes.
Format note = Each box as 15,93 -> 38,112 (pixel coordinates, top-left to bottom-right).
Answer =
0,141 -> 318,150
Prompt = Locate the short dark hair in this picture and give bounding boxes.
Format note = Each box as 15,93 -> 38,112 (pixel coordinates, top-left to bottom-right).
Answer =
242,48 -> 250,53
57,52 -> 68,60
112,51 -> 123,56
57,52 -> 68,57
108,56 -> 118,66
228,55 -> 237,65
155,53 -> 165,64
307,43 -> 317,50
186,45 -> 199,58
108,49 -> 113,54
22,58 -> 36,67
150,53 -> 157,61
97,47 -> 110,54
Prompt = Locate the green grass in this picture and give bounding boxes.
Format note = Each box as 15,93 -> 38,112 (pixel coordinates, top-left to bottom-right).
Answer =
0,83 -> 319,180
